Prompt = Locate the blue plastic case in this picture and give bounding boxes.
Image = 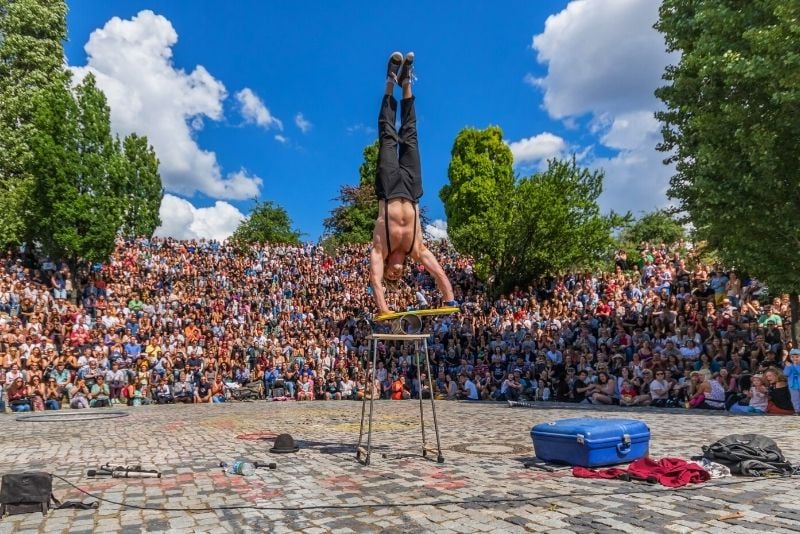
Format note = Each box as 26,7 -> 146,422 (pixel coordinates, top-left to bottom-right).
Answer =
531,417 -> 650,467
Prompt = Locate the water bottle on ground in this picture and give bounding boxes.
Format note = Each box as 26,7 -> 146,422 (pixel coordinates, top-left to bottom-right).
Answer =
220,459 -> 256,476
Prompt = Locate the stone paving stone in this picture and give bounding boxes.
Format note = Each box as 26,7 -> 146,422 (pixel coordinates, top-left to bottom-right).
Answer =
0,401 -> 798,532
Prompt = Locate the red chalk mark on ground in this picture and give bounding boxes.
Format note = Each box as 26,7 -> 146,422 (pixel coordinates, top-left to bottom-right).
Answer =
321,476 -> 362,491
213,474 -> 284,503
235,431 -> 279,441
423,468 -> 468,490
164,421 -> 186,431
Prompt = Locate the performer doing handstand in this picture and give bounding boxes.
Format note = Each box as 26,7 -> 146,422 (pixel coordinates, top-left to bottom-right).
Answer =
369,52 -> 456,315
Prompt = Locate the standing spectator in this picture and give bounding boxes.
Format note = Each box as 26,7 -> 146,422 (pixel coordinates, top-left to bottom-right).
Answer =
784,348 -> 800,414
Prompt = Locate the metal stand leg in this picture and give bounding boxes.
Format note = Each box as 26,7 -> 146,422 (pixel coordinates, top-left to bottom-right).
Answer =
423,338 -> 444,463
415,340 -> 428,458
357,333 -> 445,465
356,337 -> 379,465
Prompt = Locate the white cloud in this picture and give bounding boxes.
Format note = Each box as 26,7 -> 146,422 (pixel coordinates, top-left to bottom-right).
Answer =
529,0 -> 676,213
346,123 -> 376,136
274,134 -> 288,144
235,88 -> 283,130
155,194 -> 246,241
424,219 -> 449,241
507,132 -> 566,164
593,131 -> 673,215
71,10 -> 262,200
531,0 -> 674,119
294,112 -> 312,133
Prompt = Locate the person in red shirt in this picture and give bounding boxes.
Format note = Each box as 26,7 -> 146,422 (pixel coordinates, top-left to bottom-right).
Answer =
391,375 -> 409,400
595,298 -> 611,320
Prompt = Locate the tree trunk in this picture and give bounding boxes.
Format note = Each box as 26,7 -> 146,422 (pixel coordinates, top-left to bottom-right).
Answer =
790,292 -> 800,347
68,258 -> 80,306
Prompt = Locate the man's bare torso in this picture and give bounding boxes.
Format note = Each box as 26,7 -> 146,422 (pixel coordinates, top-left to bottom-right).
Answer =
373,198 -> 420,259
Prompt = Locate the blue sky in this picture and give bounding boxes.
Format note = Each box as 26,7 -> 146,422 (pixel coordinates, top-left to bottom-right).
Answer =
65,0 -> 675,241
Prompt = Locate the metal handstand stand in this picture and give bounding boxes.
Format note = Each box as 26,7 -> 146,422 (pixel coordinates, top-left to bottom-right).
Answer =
355,333 -> 444,466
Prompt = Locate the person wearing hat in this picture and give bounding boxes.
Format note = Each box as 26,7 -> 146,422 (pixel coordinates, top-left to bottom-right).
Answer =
783,348 -> 800,414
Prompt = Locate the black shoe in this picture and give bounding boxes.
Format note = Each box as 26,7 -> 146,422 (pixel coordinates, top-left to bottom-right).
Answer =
398,52 -> 415,86
387,51 -> 403,84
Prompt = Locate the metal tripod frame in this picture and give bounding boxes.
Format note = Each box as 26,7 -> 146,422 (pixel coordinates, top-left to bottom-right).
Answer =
356,333 -> 444,466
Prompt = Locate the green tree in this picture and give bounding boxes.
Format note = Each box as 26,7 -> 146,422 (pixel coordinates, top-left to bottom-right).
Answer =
323,141 -> 380,247
441,126 -> 621,292
439,127 -> 515,281
503,158 -> 623,289
119,133 -> 163,238
28,74 -> 125,267
620,209 -> 686,248
0,0 -> 69,245
655,0 -> 800,341
231,200 -> 301,247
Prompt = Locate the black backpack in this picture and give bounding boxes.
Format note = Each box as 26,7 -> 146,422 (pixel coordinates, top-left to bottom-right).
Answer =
702,434 -> 796,476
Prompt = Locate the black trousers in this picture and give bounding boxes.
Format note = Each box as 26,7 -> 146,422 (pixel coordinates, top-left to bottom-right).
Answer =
375,95 -> 422,202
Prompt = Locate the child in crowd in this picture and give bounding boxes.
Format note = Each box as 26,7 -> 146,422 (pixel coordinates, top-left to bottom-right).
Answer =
619,379 -> 638,406
729,374 -> 768,414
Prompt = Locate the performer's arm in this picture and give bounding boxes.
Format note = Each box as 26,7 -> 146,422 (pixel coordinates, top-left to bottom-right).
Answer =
369,246 -> 391,315
415,246 -> 455,303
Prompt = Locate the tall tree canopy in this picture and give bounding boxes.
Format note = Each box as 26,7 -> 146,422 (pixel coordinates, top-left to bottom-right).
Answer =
323,141 -> 380,247
119,133 -> 163,238
441,126 -> 621,292
231,200 -> 301,247
655,0 -> 800,337
28,74 -> 126,265
619,209 -> 686,248
440,127 -> 514,281
0,0 -> 69,245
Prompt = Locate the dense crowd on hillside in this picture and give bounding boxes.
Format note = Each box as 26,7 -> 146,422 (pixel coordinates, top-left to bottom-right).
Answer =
1,237 -> 799,416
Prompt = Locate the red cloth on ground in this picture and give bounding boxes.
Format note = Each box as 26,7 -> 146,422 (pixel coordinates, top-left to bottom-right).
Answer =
572,457 -> 711,487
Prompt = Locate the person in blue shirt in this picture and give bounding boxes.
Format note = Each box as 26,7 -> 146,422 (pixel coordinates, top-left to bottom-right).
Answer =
784,348 -> 800,414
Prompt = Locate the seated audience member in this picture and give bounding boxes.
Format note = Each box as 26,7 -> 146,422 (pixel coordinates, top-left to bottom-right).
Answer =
589,371 -> 616,405
44,377 -> 61,410
28,375 -> 45,411
155,378 -> 174,404
89,375 -> 111,407
7,377 -> 31,412
649,370 -> 670,407
69,378 -> 91,409
764,367 -> 794,415
173,372 -> 195,403
194,376 -> 213,404
729,374 -> 768,414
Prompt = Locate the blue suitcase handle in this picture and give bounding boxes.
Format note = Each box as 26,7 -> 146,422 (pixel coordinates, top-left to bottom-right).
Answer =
616,434 -> 632,455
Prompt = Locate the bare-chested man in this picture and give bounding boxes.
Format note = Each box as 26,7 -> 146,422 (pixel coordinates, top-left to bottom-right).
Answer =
369,52 -> 455,315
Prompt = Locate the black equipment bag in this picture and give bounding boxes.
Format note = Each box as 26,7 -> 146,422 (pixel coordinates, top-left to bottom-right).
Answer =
0,472 -> 54,516
702,433 -> 795,476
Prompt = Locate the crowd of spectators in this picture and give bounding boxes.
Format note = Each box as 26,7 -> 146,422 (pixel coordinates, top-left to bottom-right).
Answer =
1,237 -> 799,417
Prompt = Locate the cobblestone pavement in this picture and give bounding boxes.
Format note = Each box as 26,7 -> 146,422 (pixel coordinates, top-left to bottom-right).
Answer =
1,400 -> 799,533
